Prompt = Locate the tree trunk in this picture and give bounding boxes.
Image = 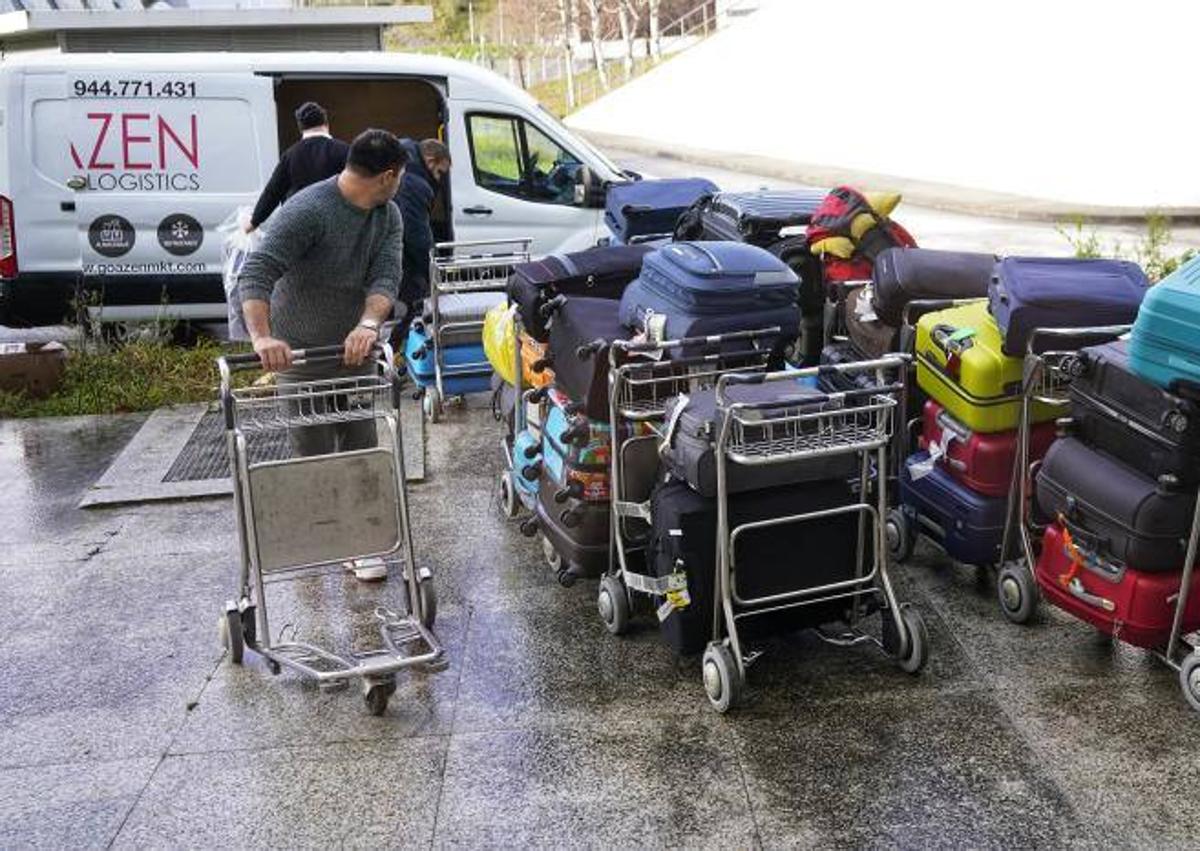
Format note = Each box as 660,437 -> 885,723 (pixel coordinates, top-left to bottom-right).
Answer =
617,0 -> 636,80
582,0 -> 609,91
647,0 -> 662,63
557,0 -> 577,111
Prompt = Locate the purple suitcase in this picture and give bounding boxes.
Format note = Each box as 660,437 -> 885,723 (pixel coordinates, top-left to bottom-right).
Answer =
989,257 -> 1148,356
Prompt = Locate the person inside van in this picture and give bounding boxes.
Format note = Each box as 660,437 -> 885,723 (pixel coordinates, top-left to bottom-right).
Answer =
245,101 -> 351,233
239,128 -> 407,582
392,138 -> 452,352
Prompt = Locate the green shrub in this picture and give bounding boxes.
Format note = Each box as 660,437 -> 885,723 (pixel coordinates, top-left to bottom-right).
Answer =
1059,215 -> 1197,283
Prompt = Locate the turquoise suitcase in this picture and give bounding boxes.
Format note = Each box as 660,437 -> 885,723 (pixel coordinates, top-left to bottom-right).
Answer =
1129,255 -> 1200,391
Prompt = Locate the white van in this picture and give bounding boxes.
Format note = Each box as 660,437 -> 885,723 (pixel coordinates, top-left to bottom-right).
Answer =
0,50 -> 626,324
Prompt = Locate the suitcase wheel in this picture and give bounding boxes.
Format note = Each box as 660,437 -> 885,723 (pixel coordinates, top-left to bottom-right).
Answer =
702,642 -> 741,714
997,561 -> 1039,625
1179,651 -> 1200,714
541,535 -> 562,572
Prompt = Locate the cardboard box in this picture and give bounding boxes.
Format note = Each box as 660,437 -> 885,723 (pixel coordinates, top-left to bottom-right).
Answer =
0,342 -> 68,399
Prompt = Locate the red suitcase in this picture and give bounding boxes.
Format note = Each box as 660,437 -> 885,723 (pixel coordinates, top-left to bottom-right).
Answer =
1035,523 -> 1200,649
918,400 -> 1057,498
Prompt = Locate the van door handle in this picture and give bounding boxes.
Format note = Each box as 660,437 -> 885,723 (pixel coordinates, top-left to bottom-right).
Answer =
61,201 -> 76,212
463,206 -> 493,216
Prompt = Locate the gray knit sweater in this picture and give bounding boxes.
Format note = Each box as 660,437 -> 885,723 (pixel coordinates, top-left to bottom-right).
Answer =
239,176 -> 403,349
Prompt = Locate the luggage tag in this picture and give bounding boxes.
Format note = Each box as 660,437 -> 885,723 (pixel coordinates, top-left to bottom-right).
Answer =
630,310 -> 668,362
659,393 -> 690,457
854,284 -> 879,323
907,426 -> 953,481
656,556 -> 691,622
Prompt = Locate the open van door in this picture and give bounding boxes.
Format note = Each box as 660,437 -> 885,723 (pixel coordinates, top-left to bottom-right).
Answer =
452,103 -> 604,255
66,72 -> 276,317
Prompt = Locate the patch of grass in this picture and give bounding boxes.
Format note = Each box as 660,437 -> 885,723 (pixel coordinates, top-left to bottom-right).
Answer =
1059,214 -> 1198,283
0,338 -> 249,419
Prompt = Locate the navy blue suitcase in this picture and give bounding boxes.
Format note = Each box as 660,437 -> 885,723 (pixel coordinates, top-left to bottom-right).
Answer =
506,245 -> 652,343
604,178 -> 719,244
989,257 -> 1149,356
898,451 -> 1008,567
618,241 -> 800,355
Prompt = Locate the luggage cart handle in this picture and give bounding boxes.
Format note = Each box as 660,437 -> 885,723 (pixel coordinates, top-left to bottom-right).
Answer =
218,343 -> 392,373
1024,325 -> 1132,357
612,326 -> 782,356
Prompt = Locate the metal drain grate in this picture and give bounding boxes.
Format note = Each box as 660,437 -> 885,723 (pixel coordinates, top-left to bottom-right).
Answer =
163,409 -> 291,482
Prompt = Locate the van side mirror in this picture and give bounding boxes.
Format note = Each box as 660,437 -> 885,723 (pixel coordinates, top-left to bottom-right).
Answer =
573,166 -> 607,209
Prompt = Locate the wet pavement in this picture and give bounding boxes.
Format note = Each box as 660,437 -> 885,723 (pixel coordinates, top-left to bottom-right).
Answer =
2,405 -> 1200,849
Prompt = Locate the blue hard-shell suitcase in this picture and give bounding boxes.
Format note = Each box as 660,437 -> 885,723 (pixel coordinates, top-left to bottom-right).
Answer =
989,257 -> 1148,356
1129,254 -> 1200,392
404,324 -> 493,396
604,178 -> 719,244
618,241 -> 800,353
898,451 -> 1008,567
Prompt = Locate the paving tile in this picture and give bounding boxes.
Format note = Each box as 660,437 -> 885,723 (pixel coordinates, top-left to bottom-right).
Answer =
731,689 -> 1090,849
112,739 -> 446,849
0,757 -> 157,850
434,722 -> 757,848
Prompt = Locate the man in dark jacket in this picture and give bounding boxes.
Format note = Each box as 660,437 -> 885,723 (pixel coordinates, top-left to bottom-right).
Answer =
394,138 -> 451,344
246,101 -> 350,232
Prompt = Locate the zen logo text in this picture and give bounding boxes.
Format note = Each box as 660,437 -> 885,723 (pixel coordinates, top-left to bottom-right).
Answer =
70,112 -> 201,192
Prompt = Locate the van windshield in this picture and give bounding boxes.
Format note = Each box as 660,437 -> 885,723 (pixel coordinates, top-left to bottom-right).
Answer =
537,106 -> 624,180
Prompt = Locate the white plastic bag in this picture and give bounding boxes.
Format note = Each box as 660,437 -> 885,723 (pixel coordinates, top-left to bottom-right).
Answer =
217,206 -> 262,341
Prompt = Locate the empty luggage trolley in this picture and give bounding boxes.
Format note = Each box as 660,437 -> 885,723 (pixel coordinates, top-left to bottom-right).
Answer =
415,238 -> 532,422
216,344 -> 442,715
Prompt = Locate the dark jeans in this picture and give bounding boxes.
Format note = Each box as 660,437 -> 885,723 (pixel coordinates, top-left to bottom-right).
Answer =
278,362 -> 377,458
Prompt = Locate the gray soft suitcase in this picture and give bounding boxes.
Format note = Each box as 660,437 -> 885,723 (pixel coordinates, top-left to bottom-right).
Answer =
661,382 -> 858,497
422,291 -> 505,347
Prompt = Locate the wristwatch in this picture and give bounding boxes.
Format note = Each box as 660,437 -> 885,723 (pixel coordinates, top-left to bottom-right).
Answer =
357,318 -> 382,336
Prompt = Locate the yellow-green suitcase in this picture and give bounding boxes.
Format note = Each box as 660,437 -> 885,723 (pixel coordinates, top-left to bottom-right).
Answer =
915,301 -> 1058,433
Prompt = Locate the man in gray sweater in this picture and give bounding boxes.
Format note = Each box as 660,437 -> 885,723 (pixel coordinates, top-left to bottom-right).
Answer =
239,128 -> 407,581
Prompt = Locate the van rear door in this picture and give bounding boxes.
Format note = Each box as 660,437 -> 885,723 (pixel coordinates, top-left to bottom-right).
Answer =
65,72 -> 275,313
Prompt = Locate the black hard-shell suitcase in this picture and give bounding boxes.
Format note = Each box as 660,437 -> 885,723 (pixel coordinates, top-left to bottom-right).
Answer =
871,248 -> 996,327
1036,437 -> 1197,572
536,477 -> 609,579
1069,340 -> 1200,485
546,297 -> 631,421
506,245 -> 652,343
661,382 -> 858,497
648,475 -> 865,656
690,190 -> 825,247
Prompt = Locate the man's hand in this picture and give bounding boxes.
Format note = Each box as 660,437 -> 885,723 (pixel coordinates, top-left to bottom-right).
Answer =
343,325 -> 378,367
252,335 -> 292,372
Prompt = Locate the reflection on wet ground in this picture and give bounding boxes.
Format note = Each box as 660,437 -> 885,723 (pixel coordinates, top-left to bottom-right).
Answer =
1,407 -> 1198,848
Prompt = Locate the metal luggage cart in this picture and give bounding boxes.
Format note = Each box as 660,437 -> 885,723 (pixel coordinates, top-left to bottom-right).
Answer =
418,238 -> 533,424
992,325 -> 1133,625
990,327 -> 1200,712
599,331 -> 928,712
216,343 -> 442,716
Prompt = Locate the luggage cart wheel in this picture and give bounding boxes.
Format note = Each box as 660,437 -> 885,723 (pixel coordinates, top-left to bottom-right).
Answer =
423,387 -> 442,423
240,603 -> 257,648
541,535 -> 562,572
997,561 -> 1039,625
499,472 -> 520,519
362,677 -> 397,717
895,605 -> 929,675
1180,652 -> 1200,713
555,567 -> 576,588
597,574 -> 630,636
416,576 -> 438,629
702,643 -> 740,714
219,602 -> 244,665
886,508 -> 915,563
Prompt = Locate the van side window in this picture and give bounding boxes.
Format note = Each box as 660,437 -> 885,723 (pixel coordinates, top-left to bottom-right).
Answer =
467,113 -> 582,206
